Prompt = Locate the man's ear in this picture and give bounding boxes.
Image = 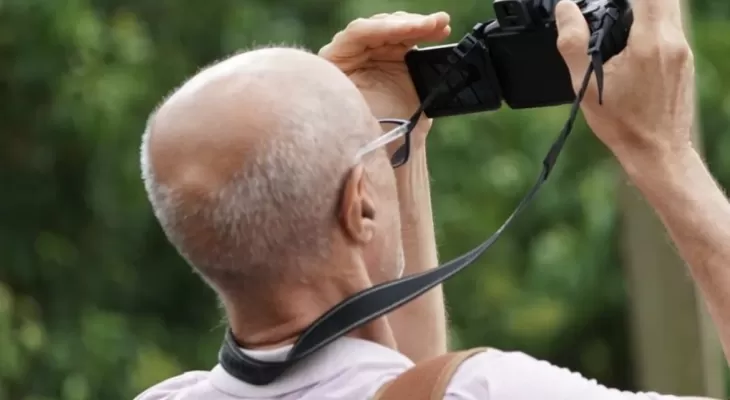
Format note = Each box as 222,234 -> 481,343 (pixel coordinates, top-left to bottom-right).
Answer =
339,164 -> 376,244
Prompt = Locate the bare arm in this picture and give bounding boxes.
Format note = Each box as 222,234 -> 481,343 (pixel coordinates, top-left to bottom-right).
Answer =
620,145 -> 730,365
388,148 -> 448,361
555,0 -> 722,396
444,163 -> 723,399
447,348 -> 716,399
317,11 -> 453,362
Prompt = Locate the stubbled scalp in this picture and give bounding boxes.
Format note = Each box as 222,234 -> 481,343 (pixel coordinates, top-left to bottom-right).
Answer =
140,46 -> 383,292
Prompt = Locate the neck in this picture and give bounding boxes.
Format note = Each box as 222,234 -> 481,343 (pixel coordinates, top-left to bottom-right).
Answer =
223,254 -> 397,352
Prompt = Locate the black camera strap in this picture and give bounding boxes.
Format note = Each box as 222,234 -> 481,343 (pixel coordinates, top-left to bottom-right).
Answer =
220,20 -> 610,386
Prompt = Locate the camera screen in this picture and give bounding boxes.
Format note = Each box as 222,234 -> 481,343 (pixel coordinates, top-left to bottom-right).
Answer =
405,45 -> 502,118
485,29 -> 575,108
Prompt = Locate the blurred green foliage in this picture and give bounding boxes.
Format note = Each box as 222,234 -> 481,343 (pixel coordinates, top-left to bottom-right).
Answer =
1,0 -> 730,399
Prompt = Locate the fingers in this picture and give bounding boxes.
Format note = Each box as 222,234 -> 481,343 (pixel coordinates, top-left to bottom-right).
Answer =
555,0 -> 591,92
631,0 -> 683,29
388,11 -> 450,45
626,0 -> 691,69
319,12 -> 450,61
369,44 -> 418,62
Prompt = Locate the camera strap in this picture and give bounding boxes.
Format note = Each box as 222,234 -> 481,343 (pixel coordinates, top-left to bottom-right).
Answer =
219,22 -> 609,386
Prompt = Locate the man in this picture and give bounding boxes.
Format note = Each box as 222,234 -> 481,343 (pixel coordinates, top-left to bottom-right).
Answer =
136,0 -> 728,398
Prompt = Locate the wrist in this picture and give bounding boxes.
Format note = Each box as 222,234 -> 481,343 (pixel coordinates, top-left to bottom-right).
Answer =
610,126 -> 695,180
617,141 -> 705,208
394,148 -> 431,221
395,148 -> 439,271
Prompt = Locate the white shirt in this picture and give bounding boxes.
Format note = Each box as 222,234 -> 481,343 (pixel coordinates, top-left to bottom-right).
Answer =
134,337 -> 687,399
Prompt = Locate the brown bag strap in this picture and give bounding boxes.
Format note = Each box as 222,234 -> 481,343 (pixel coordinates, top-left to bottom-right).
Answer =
373,348 -> 489,400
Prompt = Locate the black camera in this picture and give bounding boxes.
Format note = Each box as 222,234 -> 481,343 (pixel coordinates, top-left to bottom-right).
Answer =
405,0 -> 632,118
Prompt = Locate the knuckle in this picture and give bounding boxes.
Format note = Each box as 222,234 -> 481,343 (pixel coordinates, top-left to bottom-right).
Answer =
331,30 -> 345,42
317,43 -> 332,57
346,17 -> 367,30
556,31 -> 583,54
665,39 -> 692,64
318,31 -> 345,58
632,39 -> 661,60
632,27 -> 693,66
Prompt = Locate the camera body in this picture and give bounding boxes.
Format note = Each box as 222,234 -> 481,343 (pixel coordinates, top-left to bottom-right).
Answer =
405,0 -> 632,118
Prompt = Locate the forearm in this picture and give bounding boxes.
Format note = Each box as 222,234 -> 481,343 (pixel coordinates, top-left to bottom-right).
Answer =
619,144 -> 730,363
387,149 -> 448,361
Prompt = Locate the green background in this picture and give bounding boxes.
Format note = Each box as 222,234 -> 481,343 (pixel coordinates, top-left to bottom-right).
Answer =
1,0 -> 729,398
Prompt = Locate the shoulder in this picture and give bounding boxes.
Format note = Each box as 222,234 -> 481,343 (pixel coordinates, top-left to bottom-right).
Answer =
134,371 -> 211,400
444,349 -> 672,400
445,349 -> 587,398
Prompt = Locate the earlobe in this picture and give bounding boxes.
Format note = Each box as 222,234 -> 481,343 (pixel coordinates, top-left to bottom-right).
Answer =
339,164 -> 377,244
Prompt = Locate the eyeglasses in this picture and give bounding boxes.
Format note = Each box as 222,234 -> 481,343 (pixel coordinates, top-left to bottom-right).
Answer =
354,118 -> 415,168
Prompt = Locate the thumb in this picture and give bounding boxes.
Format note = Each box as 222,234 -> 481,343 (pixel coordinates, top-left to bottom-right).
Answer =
555,0 -> 591,88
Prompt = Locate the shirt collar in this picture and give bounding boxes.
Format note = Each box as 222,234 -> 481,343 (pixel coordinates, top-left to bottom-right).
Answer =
210,337 -> 413,397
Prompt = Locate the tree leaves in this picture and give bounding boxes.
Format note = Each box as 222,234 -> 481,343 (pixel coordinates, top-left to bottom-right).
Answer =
1,0 -> 729,398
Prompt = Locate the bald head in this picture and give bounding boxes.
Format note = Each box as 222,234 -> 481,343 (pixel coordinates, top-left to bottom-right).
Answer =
141,47 -> 389,292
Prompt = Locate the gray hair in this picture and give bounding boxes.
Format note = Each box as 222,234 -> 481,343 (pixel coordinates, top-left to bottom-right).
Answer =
141,119 -> 369,291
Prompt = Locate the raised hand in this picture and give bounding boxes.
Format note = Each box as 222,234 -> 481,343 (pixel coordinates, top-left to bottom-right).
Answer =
319,12 -> 451,150
555,0 -> 694,163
